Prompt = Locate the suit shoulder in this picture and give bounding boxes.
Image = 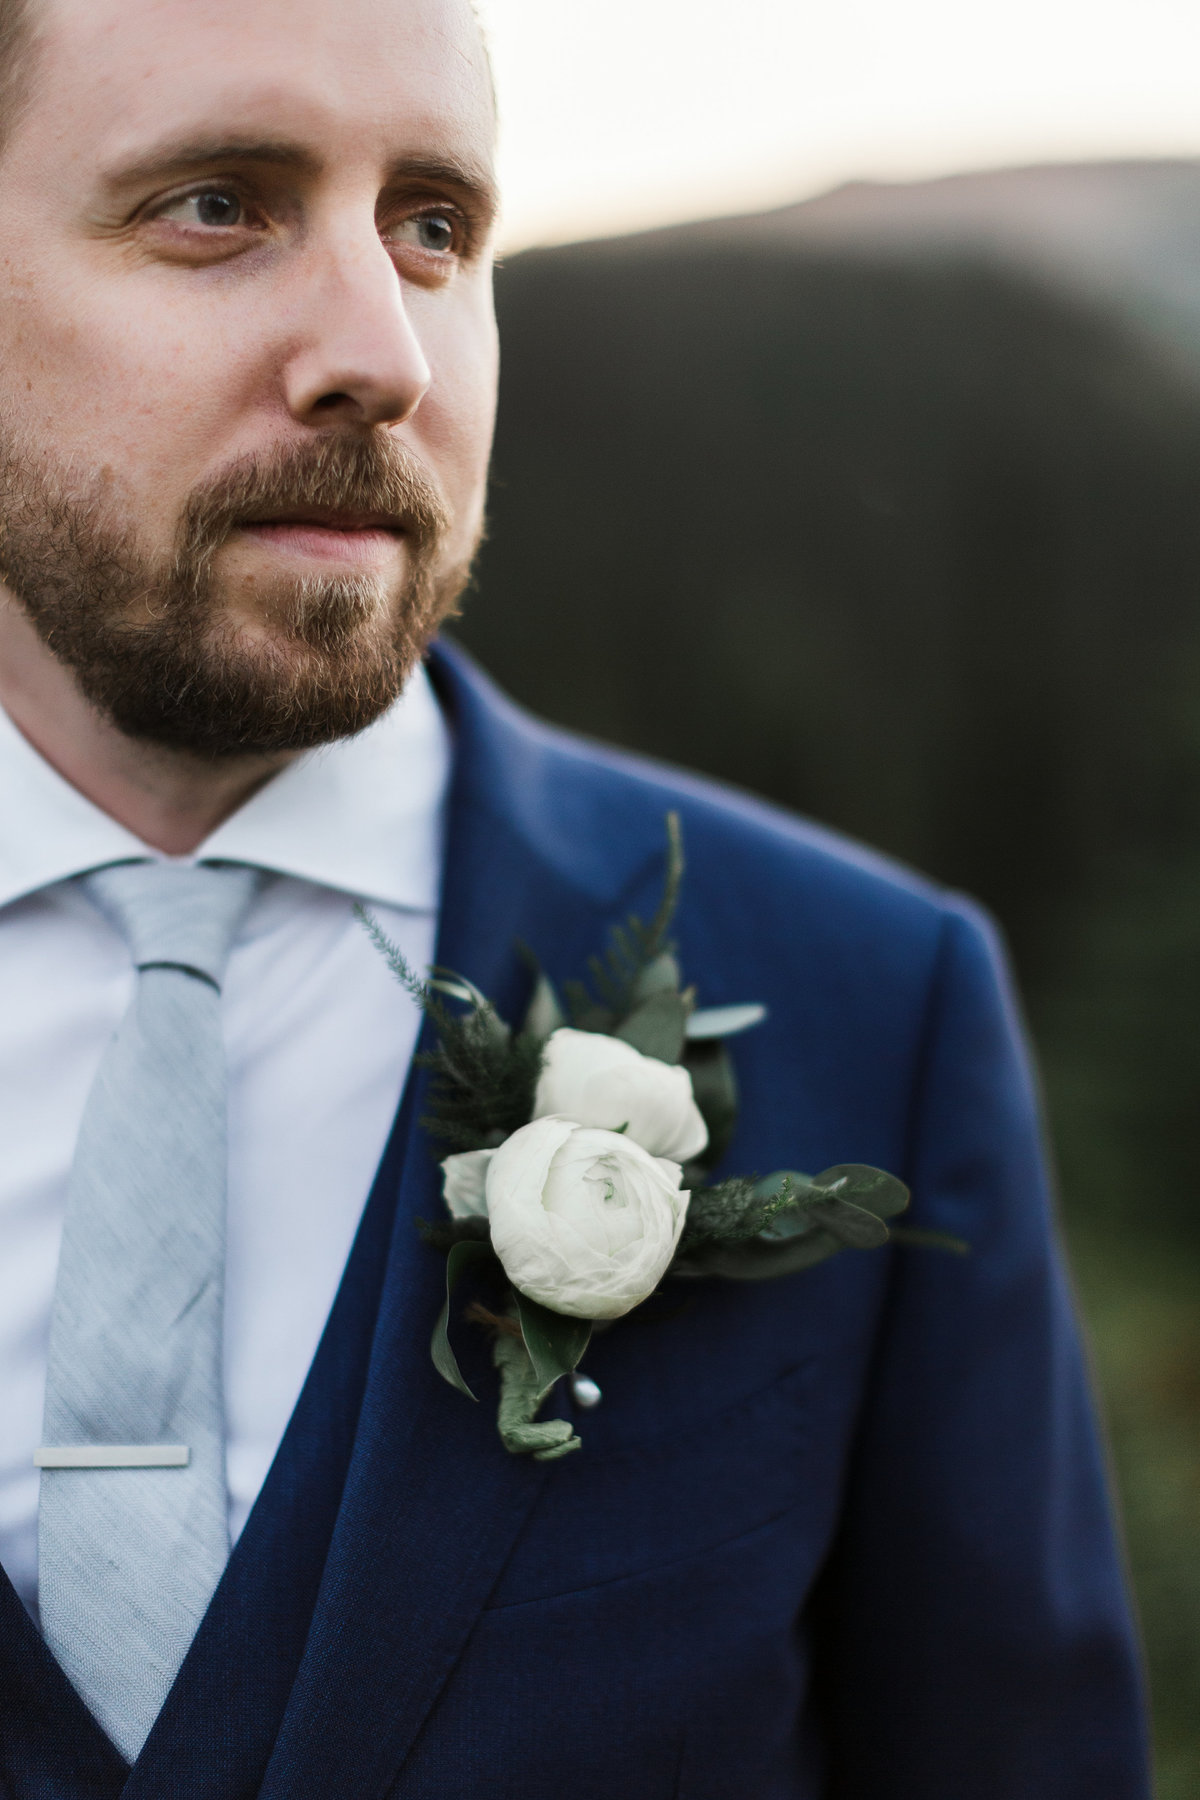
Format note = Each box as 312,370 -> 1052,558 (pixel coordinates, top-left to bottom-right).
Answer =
435,637 -> 994,971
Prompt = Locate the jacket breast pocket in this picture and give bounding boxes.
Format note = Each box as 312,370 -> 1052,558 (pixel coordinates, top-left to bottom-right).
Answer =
486,1356 -> 822,1609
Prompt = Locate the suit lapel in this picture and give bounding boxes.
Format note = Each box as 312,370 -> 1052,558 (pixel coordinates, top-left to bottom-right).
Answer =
0,1568 -> 129,1798
258,642 -> 645,1800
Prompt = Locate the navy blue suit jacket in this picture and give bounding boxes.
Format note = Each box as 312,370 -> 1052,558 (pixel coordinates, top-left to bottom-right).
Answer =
0,640 -> 1148,1798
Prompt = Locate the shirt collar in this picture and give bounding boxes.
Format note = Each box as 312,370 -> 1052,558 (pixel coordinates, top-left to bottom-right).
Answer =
0,664 -> 450,914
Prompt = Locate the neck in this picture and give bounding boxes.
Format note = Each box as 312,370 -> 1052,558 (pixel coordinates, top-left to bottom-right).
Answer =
0,597 -> 294,855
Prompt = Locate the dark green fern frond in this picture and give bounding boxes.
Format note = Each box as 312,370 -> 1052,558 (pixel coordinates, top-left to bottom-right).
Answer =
418,1022 -> 545,1154
358,903 -> 546,1155
566,812 -> 686,1030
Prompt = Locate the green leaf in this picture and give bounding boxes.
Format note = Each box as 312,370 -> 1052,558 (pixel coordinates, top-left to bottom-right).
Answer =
416,1214 -> 492,1254
673,1230 -> 843,1280
523,969 -> 566,1041
890,1226 -> 970,1255
812,1164 -> 911,1220
673,1164 -> 912,1280
686,1003 -> 767,1040
430,1240 -> 492,1400
803,1196 -> 891,1249
630,951 -> 682,1003
562,980 -> 615,1033
616,990 -> 690,1062
514,1292 -> 592,1399
683,1040 -> 740,1166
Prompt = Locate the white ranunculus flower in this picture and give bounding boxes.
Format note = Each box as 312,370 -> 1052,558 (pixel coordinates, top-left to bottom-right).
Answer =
441,1148 -> 494,1218
533,1027 -> 708,1163
485,1116 -> 690,1319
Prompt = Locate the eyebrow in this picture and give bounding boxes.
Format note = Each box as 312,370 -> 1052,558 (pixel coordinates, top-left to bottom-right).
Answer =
100,136 -> 499,221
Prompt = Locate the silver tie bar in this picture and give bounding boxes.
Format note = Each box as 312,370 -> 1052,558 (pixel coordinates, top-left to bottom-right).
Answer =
35,1445 -> 189,1469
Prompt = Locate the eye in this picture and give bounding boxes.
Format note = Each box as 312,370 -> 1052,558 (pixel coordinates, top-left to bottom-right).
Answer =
156,188 -> 248,230
415,213 -> 455,253
386,210 -> 459,256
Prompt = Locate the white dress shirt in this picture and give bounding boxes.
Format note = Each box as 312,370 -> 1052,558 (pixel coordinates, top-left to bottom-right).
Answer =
0,669 -> 450,1616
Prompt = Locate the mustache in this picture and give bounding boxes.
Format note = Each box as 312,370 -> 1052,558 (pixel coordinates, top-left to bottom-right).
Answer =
175,433 -> 452,566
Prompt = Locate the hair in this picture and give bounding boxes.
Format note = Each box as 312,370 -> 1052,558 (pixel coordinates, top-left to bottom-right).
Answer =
0,425 -> 468,757
0,0 -> 37,153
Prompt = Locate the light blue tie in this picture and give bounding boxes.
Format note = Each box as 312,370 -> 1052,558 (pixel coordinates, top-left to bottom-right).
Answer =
37,860 -> 263,1762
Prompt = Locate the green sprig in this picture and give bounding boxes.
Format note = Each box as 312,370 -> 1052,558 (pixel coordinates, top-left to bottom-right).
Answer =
357,906 -> 545,1155
563,812 -> 687,1044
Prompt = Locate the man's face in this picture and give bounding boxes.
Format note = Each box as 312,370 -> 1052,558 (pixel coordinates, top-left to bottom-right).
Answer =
0,0 -> 499,754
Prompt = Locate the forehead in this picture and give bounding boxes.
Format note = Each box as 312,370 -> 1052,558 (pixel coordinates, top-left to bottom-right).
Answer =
28,0 -> 495,173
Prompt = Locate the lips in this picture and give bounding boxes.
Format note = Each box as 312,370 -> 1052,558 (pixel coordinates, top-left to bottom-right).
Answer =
238,513 -> 408,567
243,509 -> 405,533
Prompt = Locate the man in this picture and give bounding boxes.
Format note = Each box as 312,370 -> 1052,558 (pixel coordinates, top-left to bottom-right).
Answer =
0,0 -> 1148,1793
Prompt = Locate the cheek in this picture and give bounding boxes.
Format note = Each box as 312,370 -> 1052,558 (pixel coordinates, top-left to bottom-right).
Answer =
409,285 -> 498,523
0,260 -> 258,525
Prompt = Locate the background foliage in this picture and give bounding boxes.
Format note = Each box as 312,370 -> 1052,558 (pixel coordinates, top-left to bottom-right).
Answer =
457,226 -> 1200,1793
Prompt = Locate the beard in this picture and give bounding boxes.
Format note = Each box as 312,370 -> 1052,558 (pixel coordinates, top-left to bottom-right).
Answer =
0,430 -> 470,757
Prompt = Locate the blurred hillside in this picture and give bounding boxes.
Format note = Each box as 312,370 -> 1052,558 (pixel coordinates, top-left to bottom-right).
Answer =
458,159 -> 1200,1793
658,159 -> 1200,370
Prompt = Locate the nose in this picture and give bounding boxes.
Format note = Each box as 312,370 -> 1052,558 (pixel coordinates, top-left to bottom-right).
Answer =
281,224 -> 431,428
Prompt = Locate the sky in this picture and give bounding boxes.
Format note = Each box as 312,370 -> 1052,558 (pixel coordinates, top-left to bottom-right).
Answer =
475,0 -> 1200,250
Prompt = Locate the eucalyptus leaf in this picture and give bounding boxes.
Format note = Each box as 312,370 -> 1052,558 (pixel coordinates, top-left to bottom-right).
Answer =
562,979 -> 615,1033
515,1292 -> 593,1399
804,1196 -> 891,1249
673,1229 -> 843,1280
890,1226 -> 969,1255
683,1039 -> 739,1166
812,1164 -> 911,1220
430,1239 -> 492,1400
573,1006 -> 617,1034
686,1003 -> 767,1040
523,970 -> 566,1042
616,990 -> 690,1062
630,952 -> 682,1003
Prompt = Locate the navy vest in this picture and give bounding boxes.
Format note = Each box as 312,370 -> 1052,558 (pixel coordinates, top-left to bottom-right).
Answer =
0,1061 -> 418,1800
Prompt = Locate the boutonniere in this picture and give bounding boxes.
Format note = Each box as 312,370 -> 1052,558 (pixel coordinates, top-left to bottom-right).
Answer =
362,815 -> 943,1462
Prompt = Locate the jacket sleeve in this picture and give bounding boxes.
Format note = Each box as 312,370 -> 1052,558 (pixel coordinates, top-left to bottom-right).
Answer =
814,899 -> 1151,1798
